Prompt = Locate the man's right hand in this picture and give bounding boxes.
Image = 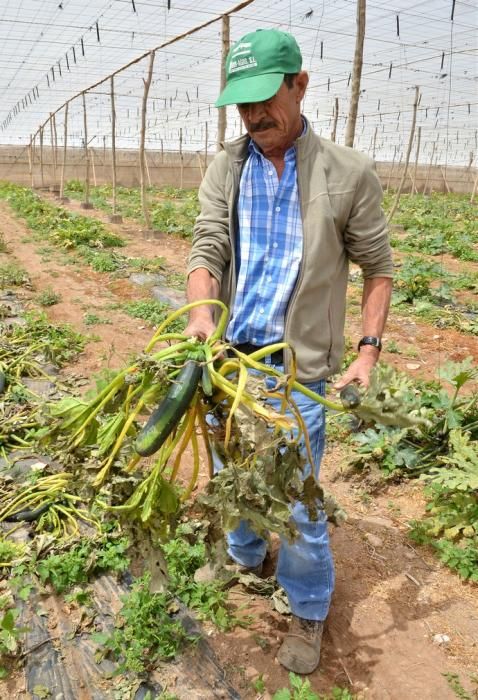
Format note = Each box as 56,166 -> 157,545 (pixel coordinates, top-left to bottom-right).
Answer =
183,313 -> 217,341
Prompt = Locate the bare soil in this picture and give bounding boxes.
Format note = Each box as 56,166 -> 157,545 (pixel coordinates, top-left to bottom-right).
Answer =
1,195 -> 477,700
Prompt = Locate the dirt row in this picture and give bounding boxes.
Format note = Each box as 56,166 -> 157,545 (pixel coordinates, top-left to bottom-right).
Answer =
0,194 -> 477,699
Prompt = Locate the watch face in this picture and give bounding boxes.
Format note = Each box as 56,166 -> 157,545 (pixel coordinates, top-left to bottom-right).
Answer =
359,337 -> 382,351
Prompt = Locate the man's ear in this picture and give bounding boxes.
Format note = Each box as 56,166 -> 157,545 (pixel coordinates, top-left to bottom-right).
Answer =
296,71 -> 309,102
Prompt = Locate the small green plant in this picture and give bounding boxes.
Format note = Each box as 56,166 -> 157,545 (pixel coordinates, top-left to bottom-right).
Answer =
0,538 -> 26,565
11,311 -> 86,365
64,589 -> 94,607
83,312 -> 113,326
123,299 -> 186,331
253,675 -> 266,693
35,287 -> 62,306
92,573 -> 189,673
0,607 -> 27,678
386,340 -> 400,354
0,232 -> 8,252
36,536 -> 130,593
77,246 -> 122,272
273,673 -> 355,700
443,672 -> 473,700
0,261 -> 30,287
163,526 -> 246,631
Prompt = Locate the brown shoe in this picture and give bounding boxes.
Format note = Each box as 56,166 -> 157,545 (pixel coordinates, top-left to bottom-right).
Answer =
194,560 -> 263,584
276,615 -> 324,674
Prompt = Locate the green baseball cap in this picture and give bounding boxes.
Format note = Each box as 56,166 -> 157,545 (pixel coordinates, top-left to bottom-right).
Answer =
215,29 -> 302,108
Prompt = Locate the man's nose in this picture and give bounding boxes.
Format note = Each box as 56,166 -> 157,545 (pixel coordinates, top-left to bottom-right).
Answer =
243,101 -> 266,121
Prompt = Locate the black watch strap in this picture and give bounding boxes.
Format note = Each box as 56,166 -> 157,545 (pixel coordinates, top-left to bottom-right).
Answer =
358,336 -> 382,352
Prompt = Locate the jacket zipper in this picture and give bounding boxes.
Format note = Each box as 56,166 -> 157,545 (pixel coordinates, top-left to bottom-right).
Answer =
225,158 -> 243,329
283,141 -> 306,375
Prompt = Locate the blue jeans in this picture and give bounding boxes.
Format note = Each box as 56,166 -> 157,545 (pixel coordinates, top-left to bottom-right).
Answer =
210,362 -> 335,621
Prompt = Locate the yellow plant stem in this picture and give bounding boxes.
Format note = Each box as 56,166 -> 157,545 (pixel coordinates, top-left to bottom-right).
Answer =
125,452 -> 141,474
232,350 -> 344,412
145,299 -> 229,353
169,404 -> 197,484
209,366 -> 293,430
54,504 -> 80,536
196,403 -> 214,479
181,417 -> 200,501
224,361 -> 248,449
93,397 -> 147,487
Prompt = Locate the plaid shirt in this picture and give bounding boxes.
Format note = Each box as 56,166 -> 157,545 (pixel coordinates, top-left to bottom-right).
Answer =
226,133 -> 303,346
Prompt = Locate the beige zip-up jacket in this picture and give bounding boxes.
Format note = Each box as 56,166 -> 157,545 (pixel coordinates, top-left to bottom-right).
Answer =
188,118 -> 393,383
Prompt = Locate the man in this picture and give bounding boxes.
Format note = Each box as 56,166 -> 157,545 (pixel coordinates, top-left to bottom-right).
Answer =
185,28 -> 393,674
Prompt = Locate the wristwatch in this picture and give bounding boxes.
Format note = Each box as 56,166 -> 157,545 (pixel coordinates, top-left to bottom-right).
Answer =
358,336 -> 382,352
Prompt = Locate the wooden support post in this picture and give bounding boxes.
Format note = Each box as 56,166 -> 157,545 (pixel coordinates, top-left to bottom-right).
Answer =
81,92 -> 92,209
331,97 -> 339,143
471,171 -> 478,204
91,148 -> 97,187
196,151 -> 205,180
39,125 -> 44,188
344,0 -> 366,148
59,102 -> 69,201
386,146 -> 397,191
440,166 -> 451,194
52,113 -> 58,191
408,170 -> 418,194
424,141 -> 436,195
139,50 -> 155,230
413,125 -> 421,193
49,114 -> 56,189
204,121 -> 208,172
387,86 -> 420,223
28,135 -> 34,189
110,75 -> 121,222
32,133 -> 37,188
372,125 -> 378,159
179,127 -> 184,189
217,14 -> 230,150
161,139 -> 164,164
145,151 -> 152,187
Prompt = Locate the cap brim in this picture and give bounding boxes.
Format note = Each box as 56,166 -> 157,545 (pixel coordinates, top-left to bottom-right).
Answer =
215,72 -> 284,108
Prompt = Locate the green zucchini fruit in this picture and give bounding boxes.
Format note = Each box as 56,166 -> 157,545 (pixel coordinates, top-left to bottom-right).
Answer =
5,502 -> 52,522
201,364 -> 213,397
135,360 -> 202,457
0,371 -> 5,394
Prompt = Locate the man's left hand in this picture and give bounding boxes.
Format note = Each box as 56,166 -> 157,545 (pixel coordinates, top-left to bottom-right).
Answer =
333,348 -> 379,390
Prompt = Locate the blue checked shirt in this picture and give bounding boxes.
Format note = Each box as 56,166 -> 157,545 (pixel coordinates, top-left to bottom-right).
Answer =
226,132 -> 303,346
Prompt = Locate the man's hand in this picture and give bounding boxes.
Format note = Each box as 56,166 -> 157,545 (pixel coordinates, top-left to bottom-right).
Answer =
184,268 -> 220,340
334,346 -> 379,390
183,313 -> 217,341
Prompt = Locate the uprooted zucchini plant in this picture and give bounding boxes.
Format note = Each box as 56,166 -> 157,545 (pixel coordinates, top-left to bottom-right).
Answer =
37,299 -> 426,552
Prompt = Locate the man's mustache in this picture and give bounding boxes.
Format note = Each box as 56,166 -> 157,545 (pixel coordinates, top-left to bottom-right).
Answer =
249,121 -> 276,132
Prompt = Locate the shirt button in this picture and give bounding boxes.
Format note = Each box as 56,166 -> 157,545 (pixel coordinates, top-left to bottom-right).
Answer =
273,242 -> 278,248
275,206 -> 281,212
269,170 -> 274,176
252,337 -> 257,343
264,256 -> 269,262
259,308 -> 264,314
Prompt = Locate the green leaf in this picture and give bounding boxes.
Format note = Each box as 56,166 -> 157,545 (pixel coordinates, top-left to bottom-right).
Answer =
1,610 -> 15,632
272,690 -> 291,700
